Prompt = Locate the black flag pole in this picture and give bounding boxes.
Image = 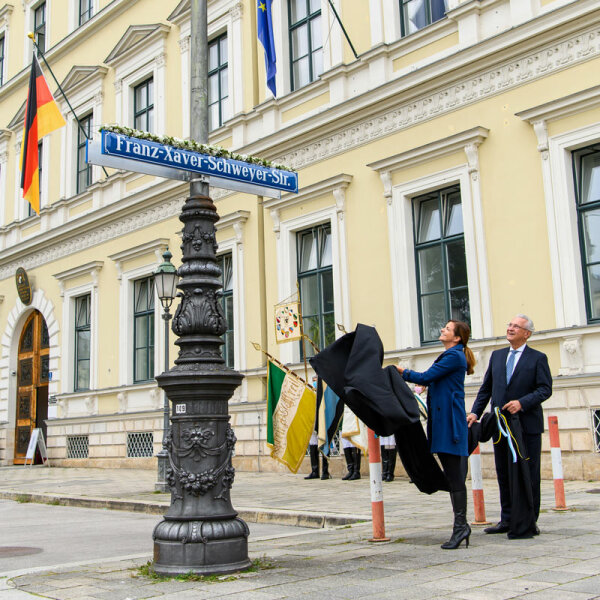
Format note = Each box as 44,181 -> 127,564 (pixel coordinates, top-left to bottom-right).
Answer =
27,33 -> 109,178
327,0 -> 359,60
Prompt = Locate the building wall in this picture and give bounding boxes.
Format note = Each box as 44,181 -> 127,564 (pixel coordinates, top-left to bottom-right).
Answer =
0,0 -> 599,478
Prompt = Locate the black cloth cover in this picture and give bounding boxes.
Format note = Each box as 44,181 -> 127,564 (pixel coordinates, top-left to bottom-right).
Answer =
468,411 -> 536,538
309,324 -> 420,436
310,324 -> 450,494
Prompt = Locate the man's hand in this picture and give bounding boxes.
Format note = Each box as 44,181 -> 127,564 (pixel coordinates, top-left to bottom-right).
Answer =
396,366 -> 405,375
466,413 -> 478,428
502,400 -> 522,414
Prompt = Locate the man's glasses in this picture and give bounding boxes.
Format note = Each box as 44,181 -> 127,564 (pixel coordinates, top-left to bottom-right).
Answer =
507,323 -> 528,331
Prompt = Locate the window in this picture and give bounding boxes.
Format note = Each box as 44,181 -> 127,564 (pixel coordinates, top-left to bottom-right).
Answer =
218,253 -> 234,368
133,78 -> 154,132
0,35 -> 5,87
573,144 -> 600,322
413,185 -> 469,343
76,114 -> 93,194
288,0 -> 323,91
133,276 -> 155,383
208,34 -> 229,131
74,294 -> 91,391
594,410 -> 600,453
67,435 -> 89,458
34,2 -> 46,54
400,0 -> 448,37
127,432 -> 154,457
79,0 -> 93,26
297,223 -> 334,357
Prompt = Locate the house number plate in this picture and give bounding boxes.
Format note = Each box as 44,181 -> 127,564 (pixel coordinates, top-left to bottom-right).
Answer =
175,404 -> 186,414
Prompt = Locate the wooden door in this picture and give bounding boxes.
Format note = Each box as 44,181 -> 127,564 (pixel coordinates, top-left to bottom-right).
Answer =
14,311 -> 50,464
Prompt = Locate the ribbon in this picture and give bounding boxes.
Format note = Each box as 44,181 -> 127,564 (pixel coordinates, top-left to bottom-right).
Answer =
493,407 -> 526,463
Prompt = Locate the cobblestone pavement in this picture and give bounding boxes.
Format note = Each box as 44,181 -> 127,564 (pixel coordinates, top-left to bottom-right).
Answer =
1,467 -> 599,599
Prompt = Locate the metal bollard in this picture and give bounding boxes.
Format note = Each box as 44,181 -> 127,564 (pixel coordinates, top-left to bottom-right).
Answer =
548,415 -> 568,511
469,443 -> 490,525
367,428 -> 390,542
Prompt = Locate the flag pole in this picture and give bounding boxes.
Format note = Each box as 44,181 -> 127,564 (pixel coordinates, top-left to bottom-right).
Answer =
296,282 -> 309,384
326,0 -> 358,59
27,35 -> 109,178
251,342 -> 310,387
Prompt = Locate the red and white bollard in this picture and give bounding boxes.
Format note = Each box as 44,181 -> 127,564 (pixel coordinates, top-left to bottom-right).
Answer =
367,428 -> 390,542
548,415 -> 568,511
469,444 -> 490,525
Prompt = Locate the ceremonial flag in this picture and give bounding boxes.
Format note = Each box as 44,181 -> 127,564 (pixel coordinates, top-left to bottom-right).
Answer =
20,54 -> 66,214
316,379 -> 344,456
274,302 -> 302,343
257,0 -> 277,96
341,405 -> 368,454
266,360 -> 316,473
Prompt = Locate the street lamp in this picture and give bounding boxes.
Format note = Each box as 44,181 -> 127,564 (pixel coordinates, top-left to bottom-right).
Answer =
154,249 -> 179,492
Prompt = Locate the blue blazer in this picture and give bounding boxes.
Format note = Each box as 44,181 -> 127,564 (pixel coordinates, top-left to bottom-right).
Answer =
402,344 -> 468,456
470,345 -> 552,434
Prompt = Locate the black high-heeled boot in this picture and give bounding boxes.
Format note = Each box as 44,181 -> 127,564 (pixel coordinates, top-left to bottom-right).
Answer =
386,448 -> 396,482
441,490 -> 471,549
381,448 -> 389,481
348,449 -> 361,480
320,455 -> 331,479
304,444 -> 319,479
341,447 -> 354,480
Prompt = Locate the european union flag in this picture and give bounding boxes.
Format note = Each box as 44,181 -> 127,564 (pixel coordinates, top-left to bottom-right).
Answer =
257,0 -> 277,96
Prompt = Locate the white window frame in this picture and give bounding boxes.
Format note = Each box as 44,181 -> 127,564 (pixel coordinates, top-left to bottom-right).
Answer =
171,1 -> 243,138
109,239 -> 168,386
54,261 -> 102,394
105,25 -> 169,137
57,67 -> 105,201
271,0 -> 339,97
0,4 -> 12,87
516,88 -> 600,328
370,128 -> 491,347
0,129 -> 10,225
23,0 -> 50,66
69,0 -> 97,32
266,174 -> 352,365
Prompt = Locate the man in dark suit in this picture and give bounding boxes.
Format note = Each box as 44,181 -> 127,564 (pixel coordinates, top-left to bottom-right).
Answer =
467,315 -> 552,537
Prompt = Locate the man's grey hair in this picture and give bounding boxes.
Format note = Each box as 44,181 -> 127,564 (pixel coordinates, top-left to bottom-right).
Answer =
516,314 -> 535,332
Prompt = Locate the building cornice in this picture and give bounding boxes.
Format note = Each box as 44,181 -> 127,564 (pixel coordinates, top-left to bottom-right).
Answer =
263,173 -> 353,212
108,238 -> 170,279
53,261 -> 104,283
515,84 -> 600,124
216,210 -> 250,232
0,3 -> 13,29
367,127 -> 489,174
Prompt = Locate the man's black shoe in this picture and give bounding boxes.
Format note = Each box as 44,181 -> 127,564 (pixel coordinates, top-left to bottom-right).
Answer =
484,522 -> 509,534
533,525 -> 540,536
507,531 -> 534,540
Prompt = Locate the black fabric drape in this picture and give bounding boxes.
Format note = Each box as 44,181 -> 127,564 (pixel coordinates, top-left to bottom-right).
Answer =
310,324 -> 450,494
309,324 -> 420,435
469,411 -> 536,538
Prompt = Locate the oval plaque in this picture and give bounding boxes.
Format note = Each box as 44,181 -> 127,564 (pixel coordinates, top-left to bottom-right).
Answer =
15,268 -> 32,305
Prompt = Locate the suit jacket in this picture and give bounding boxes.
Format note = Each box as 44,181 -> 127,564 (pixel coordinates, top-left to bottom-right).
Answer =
402,344 -> 468,456
471,345 -> 552,434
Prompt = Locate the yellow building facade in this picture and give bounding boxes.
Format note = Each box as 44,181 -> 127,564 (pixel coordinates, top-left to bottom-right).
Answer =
0,0 -> 599,478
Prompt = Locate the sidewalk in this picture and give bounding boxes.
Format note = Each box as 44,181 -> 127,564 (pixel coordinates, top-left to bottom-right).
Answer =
1,466 -> 599,599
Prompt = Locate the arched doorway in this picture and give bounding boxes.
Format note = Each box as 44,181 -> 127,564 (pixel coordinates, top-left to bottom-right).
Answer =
14,310 -> 50,464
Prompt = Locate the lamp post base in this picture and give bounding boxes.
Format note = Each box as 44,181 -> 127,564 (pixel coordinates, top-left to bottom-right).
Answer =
153,517 -> 251,575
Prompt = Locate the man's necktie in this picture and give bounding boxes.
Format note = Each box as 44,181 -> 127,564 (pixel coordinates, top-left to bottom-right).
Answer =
506,350 -> 518,384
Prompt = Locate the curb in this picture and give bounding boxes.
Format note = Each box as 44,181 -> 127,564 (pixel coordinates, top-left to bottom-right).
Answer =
0,490 -> 366,529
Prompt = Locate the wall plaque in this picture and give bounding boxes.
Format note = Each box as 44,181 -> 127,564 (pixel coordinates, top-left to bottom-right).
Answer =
15,268 -> 32,305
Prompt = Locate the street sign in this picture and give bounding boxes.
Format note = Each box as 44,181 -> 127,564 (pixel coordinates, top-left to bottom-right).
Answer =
86,130 -> 298,199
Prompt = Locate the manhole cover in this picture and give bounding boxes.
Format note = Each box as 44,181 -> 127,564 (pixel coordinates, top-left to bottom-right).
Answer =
0,547 -> 43,557
586,489 -> 600,494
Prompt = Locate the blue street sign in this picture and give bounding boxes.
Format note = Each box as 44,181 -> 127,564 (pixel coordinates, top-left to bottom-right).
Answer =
88,131 -> 298,196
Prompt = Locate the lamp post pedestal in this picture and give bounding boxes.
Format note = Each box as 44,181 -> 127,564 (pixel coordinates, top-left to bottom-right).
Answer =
152,191 -> 250,575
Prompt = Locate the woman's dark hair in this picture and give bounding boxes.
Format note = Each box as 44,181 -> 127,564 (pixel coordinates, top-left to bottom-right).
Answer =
449,320 -> 476,375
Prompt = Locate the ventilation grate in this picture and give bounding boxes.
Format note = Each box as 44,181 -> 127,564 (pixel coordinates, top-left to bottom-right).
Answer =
127,432 -> 154,458
67,435 -> 89,459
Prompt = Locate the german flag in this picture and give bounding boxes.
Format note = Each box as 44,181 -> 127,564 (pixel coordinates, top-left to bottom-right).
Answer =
20,54 -> 66,214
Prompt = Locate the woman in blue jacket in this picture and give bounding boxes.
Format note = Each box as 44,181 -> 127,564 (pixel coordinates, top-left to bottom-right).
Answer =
397,320 -> 475,549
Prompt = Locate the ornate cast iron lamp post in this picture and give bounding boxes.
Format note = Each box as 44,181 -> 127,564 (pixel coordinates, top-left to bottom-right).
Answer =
154,249 -> 178,492
152,0 -> 251,575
